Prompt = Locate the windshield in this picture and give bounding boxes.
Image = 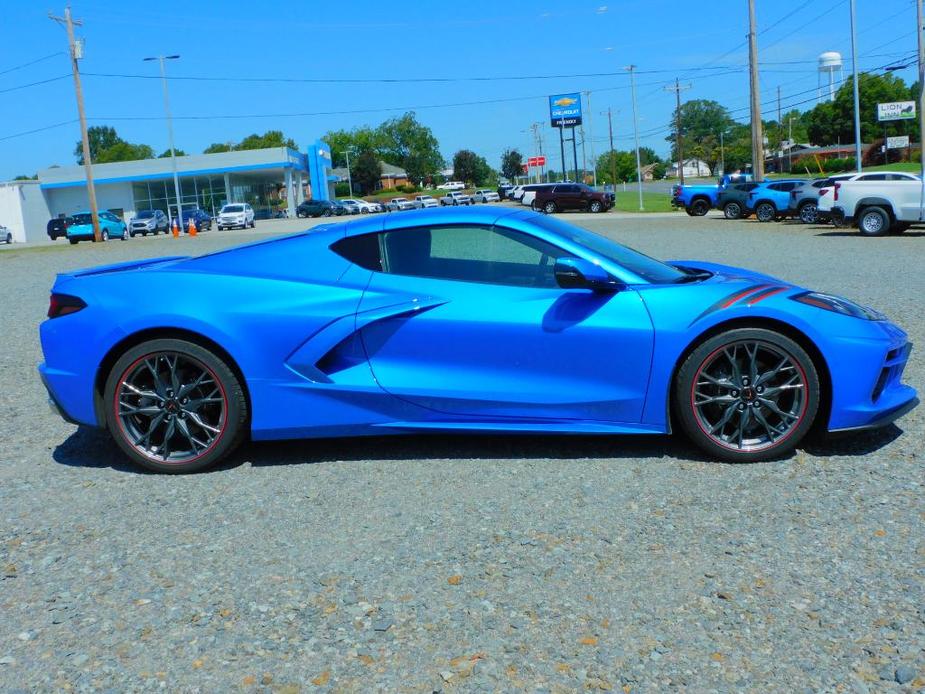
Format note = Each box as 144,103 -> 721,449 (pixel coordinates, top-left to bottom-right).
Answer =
530,215 -> 688,284
69,214 -> 92,225
222,205 -> 243,213
136,210 -> 155,219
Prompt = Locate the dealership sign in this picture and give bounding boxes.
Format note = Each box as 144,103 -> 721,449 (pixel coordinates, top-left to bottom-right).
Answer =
527,156 -> 547,167
877,101 -> 916,121
549,93 -> 582,127
886,135 -> 910,149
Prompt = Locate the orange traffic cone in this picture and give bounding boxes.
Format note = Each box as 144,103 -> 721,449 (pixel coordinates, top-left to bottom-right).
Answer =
171,218 -> 179,238
188,218 -> 197,236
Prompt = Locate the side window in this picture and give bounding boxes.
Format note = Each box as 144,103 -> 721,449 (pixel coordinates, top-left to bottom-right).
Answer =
886,174 -> 914,181
857,174 -> 887,181
767,184 -> 781,191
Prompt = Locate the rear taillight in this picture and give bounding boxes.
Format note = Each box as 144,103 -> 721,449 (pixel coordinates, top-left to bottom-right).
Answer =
819,189 -> 828,197
834,183 -> 840,201
47,293 -> 86,319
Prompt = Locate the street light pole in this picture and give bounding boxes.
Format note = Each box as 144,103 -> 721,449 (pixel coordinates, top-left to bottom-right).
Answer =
343,148 -> 354,197
144,55 -> 182,224
719,130 -> 725,175
585,91 -> 597,187
627,65 -> 644,211
917,0 -> 924,218
747,0 -> 765,180
849,0 -> 863,172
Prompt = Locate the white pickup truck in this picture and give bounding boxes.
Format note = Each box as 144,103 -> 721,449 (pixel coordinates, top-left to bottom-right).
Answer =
439,191 -> 473,206
831,171 -> 923,236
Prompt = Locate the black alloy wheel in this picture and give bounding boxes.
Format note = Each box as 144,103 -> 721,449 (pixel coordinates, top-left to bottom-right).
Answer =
105,339 -> 247,473
675,328 -> 819,462
723,202 -> 742,220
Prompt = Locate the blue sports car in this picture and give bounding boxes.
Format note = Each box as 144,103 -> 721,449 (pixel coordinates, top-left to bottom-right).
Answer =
39,208 -> 917,473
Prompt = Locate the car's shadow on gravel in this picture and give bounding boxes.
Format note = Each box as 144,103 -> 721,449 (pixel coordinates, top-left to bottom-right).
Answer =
815,230 -> 925,237
52,423 -> 905,473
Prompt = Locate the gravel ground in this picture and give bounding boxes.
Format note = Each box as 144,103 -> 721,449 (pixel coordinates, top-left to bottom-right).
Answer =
0,213 -> 922,693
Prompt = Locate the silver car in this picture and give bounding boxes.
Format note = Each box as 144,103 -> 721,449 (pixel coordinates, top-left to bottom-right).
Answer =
472,189 -> 500,203
386,197 -> 415,211
217,203 -> 255,230
129,209 -> 169,237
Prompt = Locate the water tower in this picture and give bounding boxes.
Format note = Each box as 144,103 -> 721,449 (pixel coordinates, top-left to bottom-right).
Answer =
818,51 -> 843,102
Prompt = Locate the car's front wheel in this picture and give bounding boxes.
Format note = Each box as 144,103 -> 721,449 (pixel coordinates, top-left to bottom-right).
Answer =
798,202 -> 818,224
104,338 -> 248,474
543,201 -> 557,214
589,200 -> 603,213
723,202 -> 742,220
674,328 -> 819,463
755,202 -> 776,222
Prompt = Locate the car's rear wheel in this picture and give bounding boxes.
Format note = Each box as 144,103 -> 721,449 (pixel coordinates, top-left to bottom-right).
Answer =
689,199 -> 709,216
723,202 -> 742,220
101,230 -> 109,241
674,328 -> 819,463
69,238 -> 78,245
543,201 -> 557,214
858,207 -> 889,237
104,339 -> 248,474
798,202 -> 818,224
755,202 -> 776,222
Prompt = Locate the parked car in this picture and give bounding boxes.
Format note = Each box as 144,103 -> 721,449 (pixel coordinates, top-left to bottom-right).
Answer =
497,184 -> 515,200
745,180 -> 805,222
40,206 -> 917,473
331,200 -> 353,216
178,207 -> 213,233
340,199 -> 373,214
296,199 -> 335,218
472,189 -> 501,203
437,181 -> 465,190
66,210 -> 127,244
217,203 -> 256,229
439,191 -> 473,206
47,216 -> 70,240
816,173 -> 860,223
386,197 -> 415,211
521,183 -> 557,208
830,171 -> 923,236
129,209 -> 169,237
671,174 -> 754,216
1,224 -> 11,244
717,182 -> 762,219
509,185 -> 526,202
534,183 -> 613,214
363,200 -> 384,213
786,179 -> 834,224
413,195 -> 439,209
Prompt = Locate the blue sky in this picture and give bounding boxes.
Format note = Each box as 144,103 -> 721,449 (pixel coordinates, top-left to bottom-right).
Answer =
0,0 -> 919,180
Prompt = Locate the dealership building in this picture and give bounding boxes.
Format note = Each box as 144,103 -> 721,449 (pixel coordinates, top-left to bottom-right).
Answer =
0,141 -> 335,244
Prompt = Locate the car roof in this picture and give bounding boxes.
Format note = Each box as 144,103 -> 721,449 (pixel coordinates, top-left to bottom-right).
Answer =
340,205 -> 534,238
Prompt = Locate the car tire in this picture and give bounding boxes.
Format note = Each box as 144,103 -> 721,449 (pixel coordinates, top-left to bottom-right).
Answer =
5,232 -> 12,244
589,200 -> 603,213
798,202 -> 818,224
674,328 -> 819,463
69,238 -> 78,244
543,201 -> 557,214
723,202 -> 743,220
104,338 -> 248,474
857,207 -> 890,237
755,202 -> 776,222
689,199 -> 709,216
101,230 -> 109,242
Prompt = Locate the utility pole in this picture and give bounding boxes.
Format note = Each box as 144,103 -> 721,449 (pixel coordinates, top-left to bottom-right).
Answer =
585,91 -> 597,187
719,130 -> 726,175
664,78 -> 691,184
777,85 -> 783,172
788,117 -> 794,173
50,7 -> 101,242
627,65 -> 644,210
605,108 -> 617,190
579,123 -> 587,184
143,55 -> 182,224
747,0 -> 765,180
343,148 -> 354,196
918,0 -> 924,218
849,0 -> 863,172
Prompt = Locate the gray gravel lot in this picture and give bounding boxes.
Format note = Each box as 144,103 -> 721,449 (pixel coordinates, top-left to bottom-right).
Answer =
0,213 -> 922,692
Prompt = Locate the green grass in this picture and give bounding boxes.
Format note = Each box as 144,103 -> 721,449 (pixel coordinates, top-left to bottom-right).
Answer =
610,191 -> 678,213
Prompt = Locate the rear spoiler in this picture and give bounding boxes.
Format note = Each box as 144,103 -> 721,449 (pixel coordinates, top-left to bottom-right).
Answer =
57,255 -> 189,280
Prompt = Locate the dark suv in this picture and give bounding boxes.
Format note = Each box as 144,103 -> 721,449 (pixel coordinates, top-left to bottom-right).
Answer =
297,199 -> 337,218
717,182 -> 762,219
533,184 -> 613,214
47,216 -> 70,240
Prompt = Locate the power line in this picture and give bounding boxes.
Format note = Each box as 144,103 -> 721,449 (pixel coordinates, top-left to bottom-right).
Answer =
0,52 -> 65,77
0,74 -> 71,95
0,119 -> 77,143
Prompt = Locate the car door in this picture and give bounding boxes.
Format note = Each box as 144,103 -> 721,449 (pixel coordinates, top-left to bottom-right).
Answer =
350,222 -> 655,423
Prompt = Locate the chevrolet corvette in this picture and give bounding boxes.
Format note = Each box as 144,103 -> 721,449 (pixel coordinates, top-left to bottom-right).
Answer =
40,208 -> 917,473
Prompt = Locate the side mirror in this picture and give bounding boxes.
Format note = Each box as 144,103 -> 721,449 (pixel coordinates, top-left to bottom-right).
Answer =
554,257 -> 620,292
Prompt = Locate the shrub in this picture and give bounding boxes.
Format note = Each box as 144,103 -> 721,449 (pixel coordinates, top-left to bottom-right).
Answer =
334,182 -> 351,197
400,183 -> 419,194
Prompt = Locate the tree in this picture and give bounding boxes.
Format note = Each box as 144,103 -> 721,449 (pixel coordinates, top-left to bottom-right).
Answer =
75,125 -> 121,164
236,130 -> 297,151
376,112 -> 444,183
158,148 -> 187,158
666,99 -> 734,173
500,148 -> 524,182
94,141 -> 155,163
352,148 -> 382,194
452,150 -> 481,186
13,174 -> 37,180
203,143 -> 233,154
323,126 -> 383,167
595,150 -> 640,184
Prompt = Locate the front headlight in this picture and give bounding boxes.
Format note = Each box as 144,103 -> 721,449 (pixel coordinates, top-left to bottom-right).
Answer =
792,291 -> 885,321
